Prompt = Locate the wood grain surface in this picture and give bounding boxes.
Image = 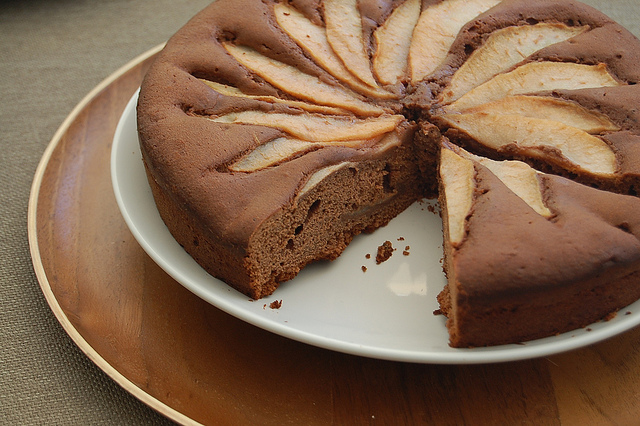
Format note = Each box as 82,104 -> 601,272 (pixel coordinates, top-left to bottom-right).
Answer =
29,46 -> 640,426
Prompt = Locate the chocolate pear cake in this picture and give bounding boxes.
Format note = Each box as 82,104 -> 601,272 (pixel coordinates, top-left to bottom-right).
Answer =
137,0 -> 640,347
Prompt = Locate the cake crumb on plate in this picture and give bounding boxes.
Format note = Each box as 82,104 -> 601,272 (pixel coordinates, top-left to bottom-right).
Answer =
376,240 -> 395,264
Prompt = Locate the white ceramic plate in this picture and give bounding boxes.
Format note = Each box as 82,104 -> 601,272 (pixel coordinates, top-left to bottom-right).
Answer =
112,91 -> 640,364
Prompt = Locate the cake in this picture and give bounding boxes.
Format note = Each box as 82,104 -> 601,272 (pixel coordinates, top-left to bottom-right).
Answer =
136,0 -> 640,347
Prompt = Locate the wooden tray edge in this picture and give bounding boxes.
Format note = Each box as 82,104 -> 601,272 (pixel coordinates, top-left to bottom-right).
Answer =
27,43 -> 201,426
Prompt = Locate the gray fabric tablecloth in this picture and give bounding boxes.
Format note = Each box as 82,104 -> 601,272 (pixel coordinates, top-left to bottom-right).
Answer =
2,0 -> 639,424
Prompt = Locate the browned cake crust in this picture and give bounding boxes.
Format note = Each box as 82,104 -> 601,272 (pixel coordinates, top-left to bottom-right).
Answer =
138,0 -> 640,346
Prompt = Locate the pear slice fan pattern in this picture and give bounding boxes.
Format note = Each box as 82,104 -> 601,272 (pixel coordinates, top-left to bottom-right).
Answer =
197,0 -> 628,215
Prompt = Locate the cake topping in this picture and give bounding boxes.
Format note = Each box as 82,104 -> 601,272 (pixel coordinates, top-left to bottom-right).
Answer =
451,95 -> 619,134
440,112 -> 618,176
440,23 -> 588,104
274,3 -> 394,99
200,79 -> 349,115
324,0 -> 380,88
372,0 -> 421,85
298,162 -> 352,197
441,144 -> 560,246
223,43 -> 384,116
409,0 -> 502,83
440,148 -> 475,245
458,149 -> 552,218
211,112 -> 403,142
229,136 -> 380,172
446,62 -> 620,111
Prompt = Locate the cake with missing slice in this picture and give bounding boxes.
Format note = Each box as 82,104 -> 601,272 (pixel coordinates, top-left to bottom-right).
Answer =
137,0 -> 640,347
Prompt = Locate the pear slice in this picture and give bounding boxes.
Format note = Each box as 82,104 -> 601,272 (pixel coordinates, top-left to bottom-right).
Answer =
440,112 -> 617,176
274,3 -> 394,99
372,0 -> 421,85
440,148 -> 475,245
229,136 -> 378,172
457,149 -> 552,218
409,0 -> 502,84
230,138 -> 316,172
451,95 -> 619,134
441,23 -> 588,104
324,0 -> 380,88
370,129 -> 403,154
223,43 -> 383,116
297,131 -> 403,198
299,162 -> 353,197
200,79 -> 349,115
448,61 -> 620,111
212,111 -> 404,142
229,138 -> 315,172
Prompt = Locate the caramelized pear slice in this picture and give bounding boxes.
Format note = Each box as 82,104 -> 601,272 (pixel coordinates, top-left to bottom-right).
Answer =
440,148 -> 475,245
441,112 -> 617,176
372,0 -> 421,85
297,131 -> 402,198
453,95 -> 619,134
324,0 -> 380,88
299,162 -> 352,197
224,43 -> 383,116
230,138 -> 315,172
448,62 -> 620,111
409,0 -> 502,84
370,129 -> 403,153
212,111 -> 404,142
229,136 -> 378,172
274,3 -> 393,99
200,79 -> 348,115
458,150 -> 552,218
441,23 -> 588,104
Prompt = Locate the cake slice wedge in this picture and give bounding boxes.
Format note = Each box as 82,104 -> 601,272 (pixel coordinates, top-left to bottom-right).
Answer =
437,142 -> 640,347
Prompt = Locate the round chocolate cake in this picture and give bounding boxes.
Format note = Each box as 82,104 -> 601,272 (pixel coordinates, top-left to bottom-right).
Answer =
137,0 -> 640,347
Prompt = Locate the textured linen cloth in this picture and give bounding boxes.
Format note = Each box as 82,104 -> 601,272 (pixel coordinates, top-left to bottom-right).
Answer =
1,0 -> 639,424
1,1 -> 210,424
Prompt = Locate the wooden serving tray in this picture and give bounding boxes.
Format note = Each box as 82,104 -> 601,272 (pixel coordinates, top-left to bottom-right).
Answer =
28,46 -> 640,425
